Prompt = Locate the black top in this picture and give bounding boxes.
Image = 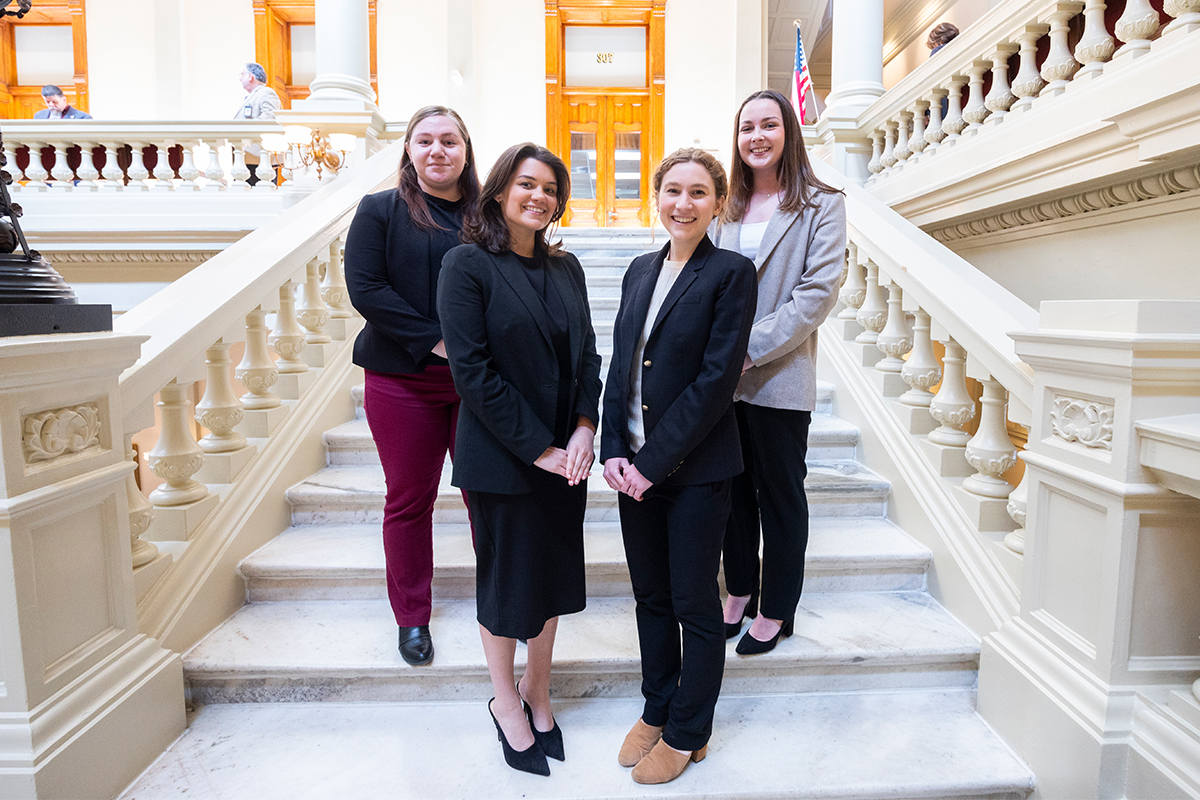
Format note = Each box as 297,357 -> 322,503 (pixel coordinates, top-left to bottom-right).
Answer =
516,252 -> 573,446
344,188 -> 466,374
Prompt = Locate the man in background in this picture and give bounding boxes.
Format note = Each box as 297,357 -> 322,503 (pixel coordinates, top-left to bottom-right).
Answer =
235,63 -> 282,185
33,85 -> 91,119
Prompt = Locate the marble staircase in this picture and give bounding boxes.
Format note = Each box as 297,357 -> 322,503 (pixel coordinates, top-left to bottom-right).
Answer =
119,229 -> 1035,800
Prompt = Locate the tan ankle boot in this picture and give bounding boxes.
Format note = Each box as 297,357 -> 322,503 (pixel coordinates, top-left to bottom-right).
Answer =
618,718 -> 663,767
630,739 -> 707,784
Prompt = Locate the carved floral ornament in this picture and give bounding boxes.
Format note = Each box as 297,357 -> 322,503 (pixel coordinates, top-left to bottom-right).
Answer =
1050,396 -> 1114,451
23,404 -> 103,464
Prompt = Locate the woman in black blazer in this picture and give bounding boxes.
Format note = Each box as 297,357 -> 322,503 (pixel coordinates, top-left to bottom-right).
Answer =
600,149 -> 756,784
343,106 -> 479,667
437,143 -> 602,777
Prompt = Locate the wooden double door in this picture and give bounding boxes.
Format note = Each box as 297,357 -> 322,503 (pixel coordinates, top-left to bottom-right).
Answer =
560,91 -> 651,228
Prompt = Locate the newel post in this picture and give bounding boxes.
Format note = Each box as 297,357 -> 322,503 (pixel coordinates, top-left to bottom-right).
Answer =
978,300 -> 1200,799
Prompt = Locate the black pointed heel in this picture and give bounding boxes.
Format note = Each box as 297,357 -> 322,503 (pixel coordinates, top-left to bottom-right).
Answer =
488,699 -> 550,776
734,616 -> 794,656
518,682 -> 564,761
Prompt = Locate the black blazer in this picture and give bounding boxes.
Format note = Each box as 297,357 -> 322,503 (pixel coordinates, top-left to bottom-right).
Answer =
600,235 -> 757,486
344,189 -> 464,374
437,244 -> 603,495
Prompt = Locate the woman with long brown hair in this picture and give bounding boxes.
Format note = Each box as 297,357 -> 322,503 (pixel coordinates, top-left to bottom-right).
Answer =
344,105 -> 480,667
438,143 -> 601,777
714,89 -> 846,655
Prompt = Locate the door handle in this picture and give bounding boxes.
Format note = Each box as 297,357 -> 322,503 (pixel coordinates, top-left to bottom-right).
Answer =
608,209 -> 619,222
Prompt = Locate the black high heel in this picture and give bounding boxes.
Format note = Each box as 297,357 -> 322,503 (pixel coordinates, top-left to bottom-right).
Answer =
518,683 -> 564,761
735,616 -> 794,655
488,699 -> 550,776
723,594 -> 758,639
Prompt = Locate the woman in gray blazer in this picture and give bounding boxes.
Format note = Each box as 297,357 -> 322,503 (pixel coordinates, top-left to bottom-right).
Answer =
713,89 -> 847,655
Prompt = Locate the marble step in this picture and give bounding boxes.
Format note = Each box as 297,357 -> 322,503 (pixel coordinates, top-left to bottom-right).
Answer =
184,591 -> 980,704
324,412 -> 859,466
119,691 -> 1034,800
286,460 -> 890,525
240,518 -> 930,602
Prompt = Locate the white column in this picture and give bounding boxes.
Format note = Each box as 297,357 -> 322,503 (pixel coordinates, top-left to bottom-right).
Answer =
817,0 -> 885,184
307,0 -> 377,107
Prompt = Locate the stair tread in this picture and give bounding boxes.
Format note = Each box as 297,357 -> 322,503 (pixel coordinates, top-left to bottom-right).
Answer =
184,591 -> 977,677
119,691 -> 1033,800
241,517 -> 929,579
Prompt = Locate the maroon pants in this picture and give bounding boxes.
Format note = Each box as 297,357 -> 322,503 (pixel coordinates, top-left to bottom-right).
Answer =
364,367 -> 466,627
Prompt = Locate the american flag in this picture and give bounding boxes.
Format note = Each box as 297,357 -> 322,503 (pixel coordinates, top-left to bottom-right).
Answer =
791,26 -> 815,125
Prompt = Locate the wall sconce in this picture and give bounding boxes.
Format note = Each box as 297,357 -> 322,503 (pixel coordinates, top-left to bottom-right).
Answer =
263,127 -> 357,181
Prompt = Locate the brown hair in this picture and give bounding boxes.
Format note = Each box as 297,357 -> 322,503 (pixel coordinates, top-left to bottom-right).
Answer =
926,22 -> 960,50
398,105 -> 481,232
461,143 -> 570,257
724,89 -> 840,224
652,147 -> 729,202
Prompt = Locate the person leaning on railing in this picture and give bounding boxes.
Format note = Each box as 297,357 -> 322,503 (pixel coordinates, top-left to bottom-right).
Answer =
343,105 -> 481,667
713,88 -> 847,657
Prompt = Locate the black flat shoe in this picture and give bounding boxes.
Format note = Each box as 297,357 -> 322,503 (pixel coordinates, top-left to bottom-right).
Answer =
489,699 -> 550,776
735,617 -> 794,656
522,699 -> 565,761
398,625 -> 433,666
723,595 -> 758,639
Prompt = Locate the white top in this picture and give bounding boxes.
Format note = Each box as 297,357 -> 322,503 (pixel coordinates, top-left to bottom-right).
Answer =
739,221 -> 769,260
627,259 -> 688,453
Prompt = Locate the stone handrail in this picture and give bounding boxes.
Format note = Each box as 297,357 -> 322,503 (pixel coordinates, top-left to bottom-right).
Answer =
3,120 -> 286,190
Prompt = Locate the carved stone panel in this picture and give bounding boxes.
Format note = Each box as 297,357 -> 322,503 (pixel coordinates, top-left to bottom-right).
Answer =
1050,395 -> 1114,451
23,403 -> 103,465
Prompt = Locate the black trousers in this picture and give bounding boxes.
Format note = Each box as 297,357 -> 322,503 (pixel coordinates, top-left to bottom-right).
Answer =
619,479 -> 729,752
723,402 -> 811,621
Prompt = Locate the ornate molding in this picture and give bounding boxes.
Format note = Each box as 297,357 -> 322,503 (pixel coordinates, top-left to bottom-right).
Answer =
23,404 -> 102,464
1051,396 -> 1114,451
928,165 -> 1200,243
39,251 -> 218,264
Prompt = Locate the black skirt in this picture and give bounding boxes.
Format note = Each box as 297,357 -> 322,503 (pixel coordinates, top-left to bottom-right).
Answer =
468,468 -> 587,639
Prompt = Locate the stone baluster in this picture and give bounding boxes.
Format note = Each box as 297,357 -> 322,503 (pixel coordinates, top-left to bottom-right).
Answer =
75,142 -> 100,189
910,103 -> 928,156
2,140 -> 23,185
298,258 -> 332,344
125,438 -> 158,568
1114,0 -> 1159,57
195,340 -> 247,453
963,378 -> 1018,497
1163,0 -> 1200,33
126,143 -> 152,189
202,142 -> 225,189
178,143 -> 201,190
900,309 -> 941,406
894,113 -> 912,162
867,131 -> 884,175
321,239 -> 352,319
23,142 -> 49,187
838,242 -> 866,321
254,157 -> 276,188
879,122 -> 897,171
49,144 -> 75,187
961,62 -> 992,131
1074,0 -> 1116,77
1040,6 -> 1082,96
270,282 -> 309,373
146,380 -> 209,506
151,143 -> 176,189
100,142 -> 125,188
1011,27 -> 1048,112
855,260 -> 888,345
230,141 -> 252,189
984,45 -> 1019,121
925,90 -> 947,149
942,79 -> 968,139
928,337 -> 976,446
237,307 -> 281,409
1004,468 -> 1029,553
875,281 -> 913,372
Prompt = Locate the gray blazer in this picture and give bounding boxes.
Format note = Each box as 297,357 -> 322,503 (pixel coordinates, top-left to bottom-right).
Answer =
713,189 -> 846,411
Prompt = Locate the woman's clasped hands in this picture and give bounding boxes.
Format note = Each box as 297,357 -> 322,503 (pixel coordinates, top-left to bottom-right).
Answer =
534,417 -> 596,486
602,458 -> 653,501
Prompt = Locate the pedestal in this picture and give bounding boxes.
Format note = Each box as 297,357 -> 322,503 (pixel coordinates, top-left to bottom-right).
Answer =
919,439 -> 973,477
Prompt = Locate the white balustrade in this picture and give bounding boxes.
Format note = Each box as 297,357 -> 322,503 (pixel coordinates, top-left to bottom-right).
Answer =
1011,26 -> 1048,112
894,114 -> 912,162
856,260 -> 888,344
925,90 -> 947,148
76,143 -> 100,188
876,281 -> 913,371
1004,469 -> 1029,553
943,78 -> 968,139
237,307 -> 281,409
910,103 -> 928,155
962,62 -> 992,131
983,45 -> 1019,120
151,145 -> 176,187
146,380 -> 209,507
1114,0 -> 1160,56
230,142 -> 252,188
838,242 -> 866,320
126,439 -> 158,568
1074,0 -> 1116,77
321,238 -> 352,319
880,123 -> 898,170
1164,0 -> 1200,32
928,338 -> 976,446
867,132 -> 884,175
178,145 -> 201,190
2,141 -> 20,183
23,142 -> 49,185
1041,5 -> 1082,95
100,142 -> 124,186
900,309 -> 941,406
49,145 -> 74,186
963,378 -> 1018,497
270,282 -> 309,372
195,340 -> 247,453
126,142 -> 151,188
298,258 -> 332,344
